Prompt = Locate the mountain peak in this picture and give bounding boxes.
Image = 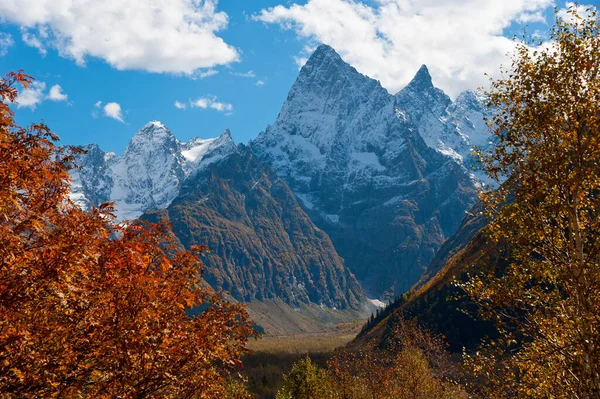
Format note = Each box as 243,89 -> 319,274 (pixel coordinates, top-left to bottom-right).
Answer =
298,44 -> 352,80
220,129 -> 232,140
181,129 -> 237,166
405,64 -> 433,92
210,129 -> 236,151
454,89 -> 487,108
185,129 -> 234,149
129,121 -> 175,144
286,43 -> 384,107
416,64 -> 431,77
144,120 -> 166,130
395,64 -> 451,112
134,121 -> 172,136
312,44 -> 340,59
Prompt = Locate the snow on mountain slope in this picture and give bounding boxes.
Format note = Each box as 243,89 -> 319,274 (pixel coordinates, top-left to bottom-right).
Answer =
181,138 -> 218,162
394,66 -> 493,182
69,121 -> 237,221
252,45 -> 419,204
69,144 -> 114,210
252,45 -> 480,298
69,45 -> 493,300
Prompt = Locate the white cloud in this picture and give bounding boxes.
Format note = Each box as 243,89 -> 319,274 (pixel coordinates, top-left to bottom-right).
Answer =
103,102 -> 124,122
192,69 -> 219,79
0,0 -> 238,74
21,27 -> 47,55
189,96 -> 233,113
17,81 -> 70,108
92,101 -> 102,118
294,56 -> 308,69
174,101 -> 187,110
0,32 -> 14,56
17,81 -> 46,109
255,0 -> 557,97
47,84 -> 67,101
256,80 -> 265,87
231,70 -> 256,78
516,11 -> 547,24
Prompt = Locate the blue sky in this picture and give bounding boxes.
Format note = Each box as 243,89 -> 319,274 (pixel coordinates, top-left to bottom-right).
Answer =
0,0 -> 586,154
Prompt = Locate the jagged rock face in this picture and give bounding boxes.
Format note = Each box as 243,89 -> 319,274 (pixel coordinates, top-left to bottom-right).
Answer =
395,67 -> 493,182
69,144 -> 114,209
110,122 -> 187,219
70,121 -> 237,220
252,45 -> 480,298
144,148 -> 366,310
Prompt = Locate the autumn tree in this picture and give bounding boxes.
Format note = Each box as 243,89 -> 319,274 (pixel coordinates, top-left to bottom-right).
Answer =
325,318 -> 465,399
275,357 -> 332,399
0,72 -> 253,398
462,5 -> 600,398
276,318 -> 465,399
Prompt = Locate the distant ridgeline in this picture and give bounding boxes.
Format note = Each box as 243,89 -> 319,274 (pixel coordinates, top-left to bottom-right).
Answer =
70,45 -> 492,332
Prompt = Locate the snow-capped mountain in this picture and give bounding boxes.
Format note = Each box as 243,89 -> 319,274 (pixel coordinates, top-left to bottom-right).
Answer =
394,65 -> 492,182
70,121 -> 237,220
252,45 -> 483,298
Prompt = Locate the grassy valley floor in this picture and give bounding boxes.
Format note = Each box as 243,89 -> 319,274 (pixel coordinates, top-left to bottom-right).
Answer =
242,321 -> 365,399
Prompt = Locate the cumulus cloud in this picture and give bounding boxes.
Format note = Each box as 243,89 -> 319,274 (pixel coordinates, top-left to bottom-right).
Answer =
256,80 -> 265,87
174,101 -> 188,110
0,32 -> 14,56
17,81 -> 71,108
47,84 -> 68,101
94,101 -> 124,122
189,97 -> 233,113
0,0 -> 238,74
16,81 -> 46,109
255,0 -> 557,97
103,102 -> 124,122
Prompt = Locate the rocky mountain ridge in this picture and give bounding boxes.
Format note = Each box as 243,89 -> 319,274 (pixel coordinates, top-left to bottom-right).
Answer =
251,45 -> 487,298
70,121 -> 237,220
395,65 -> 492,183
143,147 -> 367,311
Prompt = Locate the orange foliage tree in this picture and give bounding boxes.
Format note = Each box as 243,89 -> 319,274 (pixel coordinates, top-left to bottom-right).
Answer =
0,72 -> 253,398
